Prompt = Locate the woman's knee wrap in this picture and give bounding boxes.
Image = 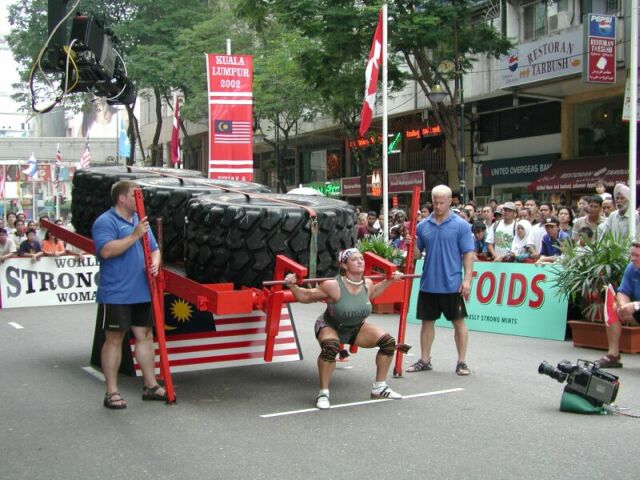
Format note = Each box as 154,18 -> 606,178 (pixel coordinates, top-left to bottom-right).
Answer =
319,339 -> 340,362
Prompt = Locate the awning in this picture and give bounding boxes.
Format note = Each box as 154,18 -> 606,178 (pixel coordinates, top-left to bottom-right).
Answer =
528,154 -> 638,192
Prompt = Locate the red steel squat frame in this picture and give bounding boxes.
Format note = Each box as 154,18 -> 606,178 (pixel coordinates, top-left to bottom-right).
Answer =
133,189 -> 177,404
41,186 -> 422,399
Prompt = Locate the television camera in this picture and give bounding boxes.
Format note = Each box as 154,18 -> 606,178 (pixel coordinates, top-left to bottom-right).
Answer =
35,0 -> 135,110
538,359 -> 620,411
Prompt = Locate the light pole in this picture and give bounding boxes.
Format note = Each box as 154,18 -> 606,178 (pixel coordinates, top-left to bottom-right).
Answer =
458,66 -> 466,204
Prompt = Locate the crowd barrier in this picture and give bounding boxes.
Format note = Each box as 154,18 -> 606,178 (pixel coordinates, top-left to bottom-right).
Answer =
0,255 -> 569,341
0,255 -> 99,308
407,259 -> 568,341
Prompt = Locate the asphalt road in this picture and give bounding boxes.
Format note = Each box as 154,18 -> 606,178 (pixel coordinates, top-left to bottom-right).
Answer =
1,302 -> 639,480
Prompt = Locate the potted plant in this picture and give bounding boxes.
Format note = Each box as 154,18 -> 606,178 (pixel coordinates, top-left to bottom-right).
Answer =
551,232 -> 640,352
357,234 -> 405,313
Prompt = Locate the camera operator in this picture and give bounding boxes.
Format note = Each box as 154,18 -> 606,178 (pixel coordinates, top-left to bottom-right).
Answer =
597,241 -> 640,368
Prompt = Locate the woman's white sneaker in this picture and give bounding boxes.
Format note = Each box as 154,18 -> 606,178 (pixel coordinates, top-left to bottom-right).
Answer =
316,390 -> 330,409
371,385 -> 402,400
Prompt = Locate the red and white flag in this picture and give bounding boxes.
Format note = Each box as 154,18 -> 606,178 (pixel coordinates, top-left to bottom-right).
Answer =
171,98 -> 181,166
54,146 -> 62,188
604,284 -> 619,325
78,142 -> 91,170
359,11 -> 383,138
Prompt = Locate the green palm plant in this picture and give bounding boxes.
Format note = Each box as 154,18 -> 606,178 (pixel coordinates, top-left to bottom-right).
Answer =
357,234 -> 405,268
552,232 -> 631,321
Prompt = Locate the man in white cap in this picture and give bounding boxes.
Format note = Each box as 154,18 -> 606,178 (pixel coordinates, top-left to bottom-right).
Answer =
486,201 -> 517,261
599,184 -> 640,241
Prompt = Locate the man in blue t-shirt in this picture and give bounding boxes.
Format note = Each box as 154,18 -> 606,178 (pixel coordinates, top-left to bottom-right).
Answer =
536,216 -> 570,264
92,180 -> 163,409
408,185 -> 475,376
597,241 -> 640,368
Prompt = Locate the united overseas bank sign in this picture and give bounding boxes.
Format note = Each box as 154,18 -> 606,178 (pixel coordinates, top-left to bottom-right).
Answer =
496,28 -> 583,88
0,256 -> 99,308
480,154 -> 559,185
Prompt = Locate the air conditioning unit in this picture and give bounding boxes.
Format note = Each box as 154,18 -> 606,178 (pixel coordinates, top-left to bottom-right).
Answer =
548,11 -> 570,33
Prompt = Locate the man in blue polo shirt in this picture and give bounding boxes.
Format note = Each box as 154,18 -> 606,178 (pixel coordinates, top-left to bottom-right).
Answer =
408,184 -> 475,375
597,241 -> 640,368
92,180 -> 163,409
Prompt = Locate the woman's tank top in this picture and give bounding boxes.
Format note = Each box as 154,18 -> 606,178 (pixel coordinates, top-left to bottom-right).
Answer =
323,275 -> 372,329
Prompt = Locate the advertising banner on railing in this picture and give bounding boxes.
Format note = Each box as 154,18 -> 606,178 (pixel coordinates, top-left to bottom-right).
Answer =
0,256 -> 99,309
408,260 -> 568,341
206,53 -> 254,181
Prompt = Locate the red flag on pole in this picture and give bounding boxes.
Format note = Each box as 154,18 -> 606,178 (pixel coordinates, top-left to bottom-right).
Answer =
55,145 -> 62,189
359,11 -> 383,138
604,284 -> 619,325
171,98 -> 181,166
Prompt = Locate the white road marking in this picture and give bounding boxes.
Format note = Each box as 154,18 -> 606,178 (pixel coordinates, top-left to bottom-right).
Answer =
260,387 -> 464,418
8,322 -> 24,329
82,366 -> 105,382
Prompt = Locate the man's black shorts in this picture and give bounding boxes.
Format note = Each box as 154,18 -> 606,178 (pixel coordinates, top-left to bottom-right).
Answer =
417,291 -> 467,321
99,303 -> 153,331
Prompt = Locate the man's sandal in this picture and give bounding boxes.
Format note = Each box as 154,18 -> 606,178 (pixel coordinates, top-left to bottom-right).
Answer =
104,392 -> 127,410
142,384 -> 168,401
456,361 -> 471,376
596,354 -> 622,368
406,358 -> 432,373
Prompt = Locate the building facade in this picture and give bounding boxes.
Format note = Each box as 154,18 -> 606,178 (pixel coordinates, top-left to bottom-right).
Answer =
139,0 -> 633,211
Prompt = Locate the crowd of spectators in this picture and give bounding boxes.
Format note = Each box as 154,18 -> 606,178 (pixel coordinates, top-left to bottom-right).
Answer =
0,213 -> 80,264
356,182 -> 640,266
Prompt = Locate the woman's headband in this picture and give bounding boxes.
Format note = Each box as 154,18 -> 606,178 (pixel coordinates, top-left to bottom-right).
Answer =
339,248 -> 360,263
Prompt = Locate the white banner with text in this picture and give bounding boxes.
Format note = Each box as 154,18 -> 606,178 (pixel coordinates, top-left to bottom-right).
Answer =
0,256 -> 99,309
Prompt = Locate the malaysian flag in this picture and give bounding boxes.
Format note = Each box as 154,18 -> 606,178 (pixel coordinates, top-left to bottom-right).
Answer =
214,120 -> 252,144
78,142 -> 91,169
130,304 -> 301,375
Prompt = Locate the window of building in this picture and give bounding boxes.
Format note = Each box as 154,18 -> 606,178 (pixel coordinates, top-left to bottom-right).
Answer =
581,0 -> 620,17
574,97 -> 629,157
523,0 -> 572,40
522,0 -> 548,40
479,102 -> 561,143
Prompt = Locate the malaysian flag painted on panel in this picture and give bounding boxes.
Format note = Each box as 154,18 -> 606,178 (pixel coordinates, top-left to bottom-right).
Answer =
130,305 -> 301,375
214,120 -> 252,144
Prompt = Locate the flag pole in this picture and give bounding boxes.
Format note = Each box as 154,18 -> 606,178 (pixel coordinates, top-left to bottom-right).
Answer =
55,143 -> 60,220
31,175 -> 36,221
382,2 -> 389,242
629,0 -> 638,240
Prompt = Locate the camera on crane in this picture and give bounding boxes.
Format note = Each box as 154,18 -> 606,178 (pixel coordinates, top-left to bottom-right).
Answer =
41,0 -> 135,105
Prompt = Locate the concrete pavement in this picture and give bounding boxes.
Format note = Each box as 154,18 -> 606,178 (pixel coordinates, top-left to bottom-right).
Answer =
1,302 -> 639,480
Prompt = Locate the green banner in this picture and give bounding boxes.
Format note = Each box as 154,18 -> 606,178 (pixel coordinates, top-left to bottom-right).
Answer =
408,260 -> 568,341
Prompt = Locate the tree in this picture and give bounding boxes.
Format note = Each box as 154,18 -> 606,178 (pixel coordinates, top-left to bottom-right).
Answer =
237,0 -> 404,208
8,0 -> 140,161
114,0 -> 210,166
392,0 -> 512,201
251,25 -> 320,193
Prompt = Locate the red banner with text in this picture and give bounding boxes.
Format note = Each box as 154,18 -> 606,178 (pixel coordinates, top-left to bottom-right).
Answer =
206,54 -> 254,181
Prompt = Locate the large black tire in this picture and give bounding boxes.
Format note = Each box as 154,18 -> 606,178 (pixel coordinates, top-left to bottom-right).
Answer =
184,193 -> 357,288
71,166 -> 203,237
137,177 -> 271,262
